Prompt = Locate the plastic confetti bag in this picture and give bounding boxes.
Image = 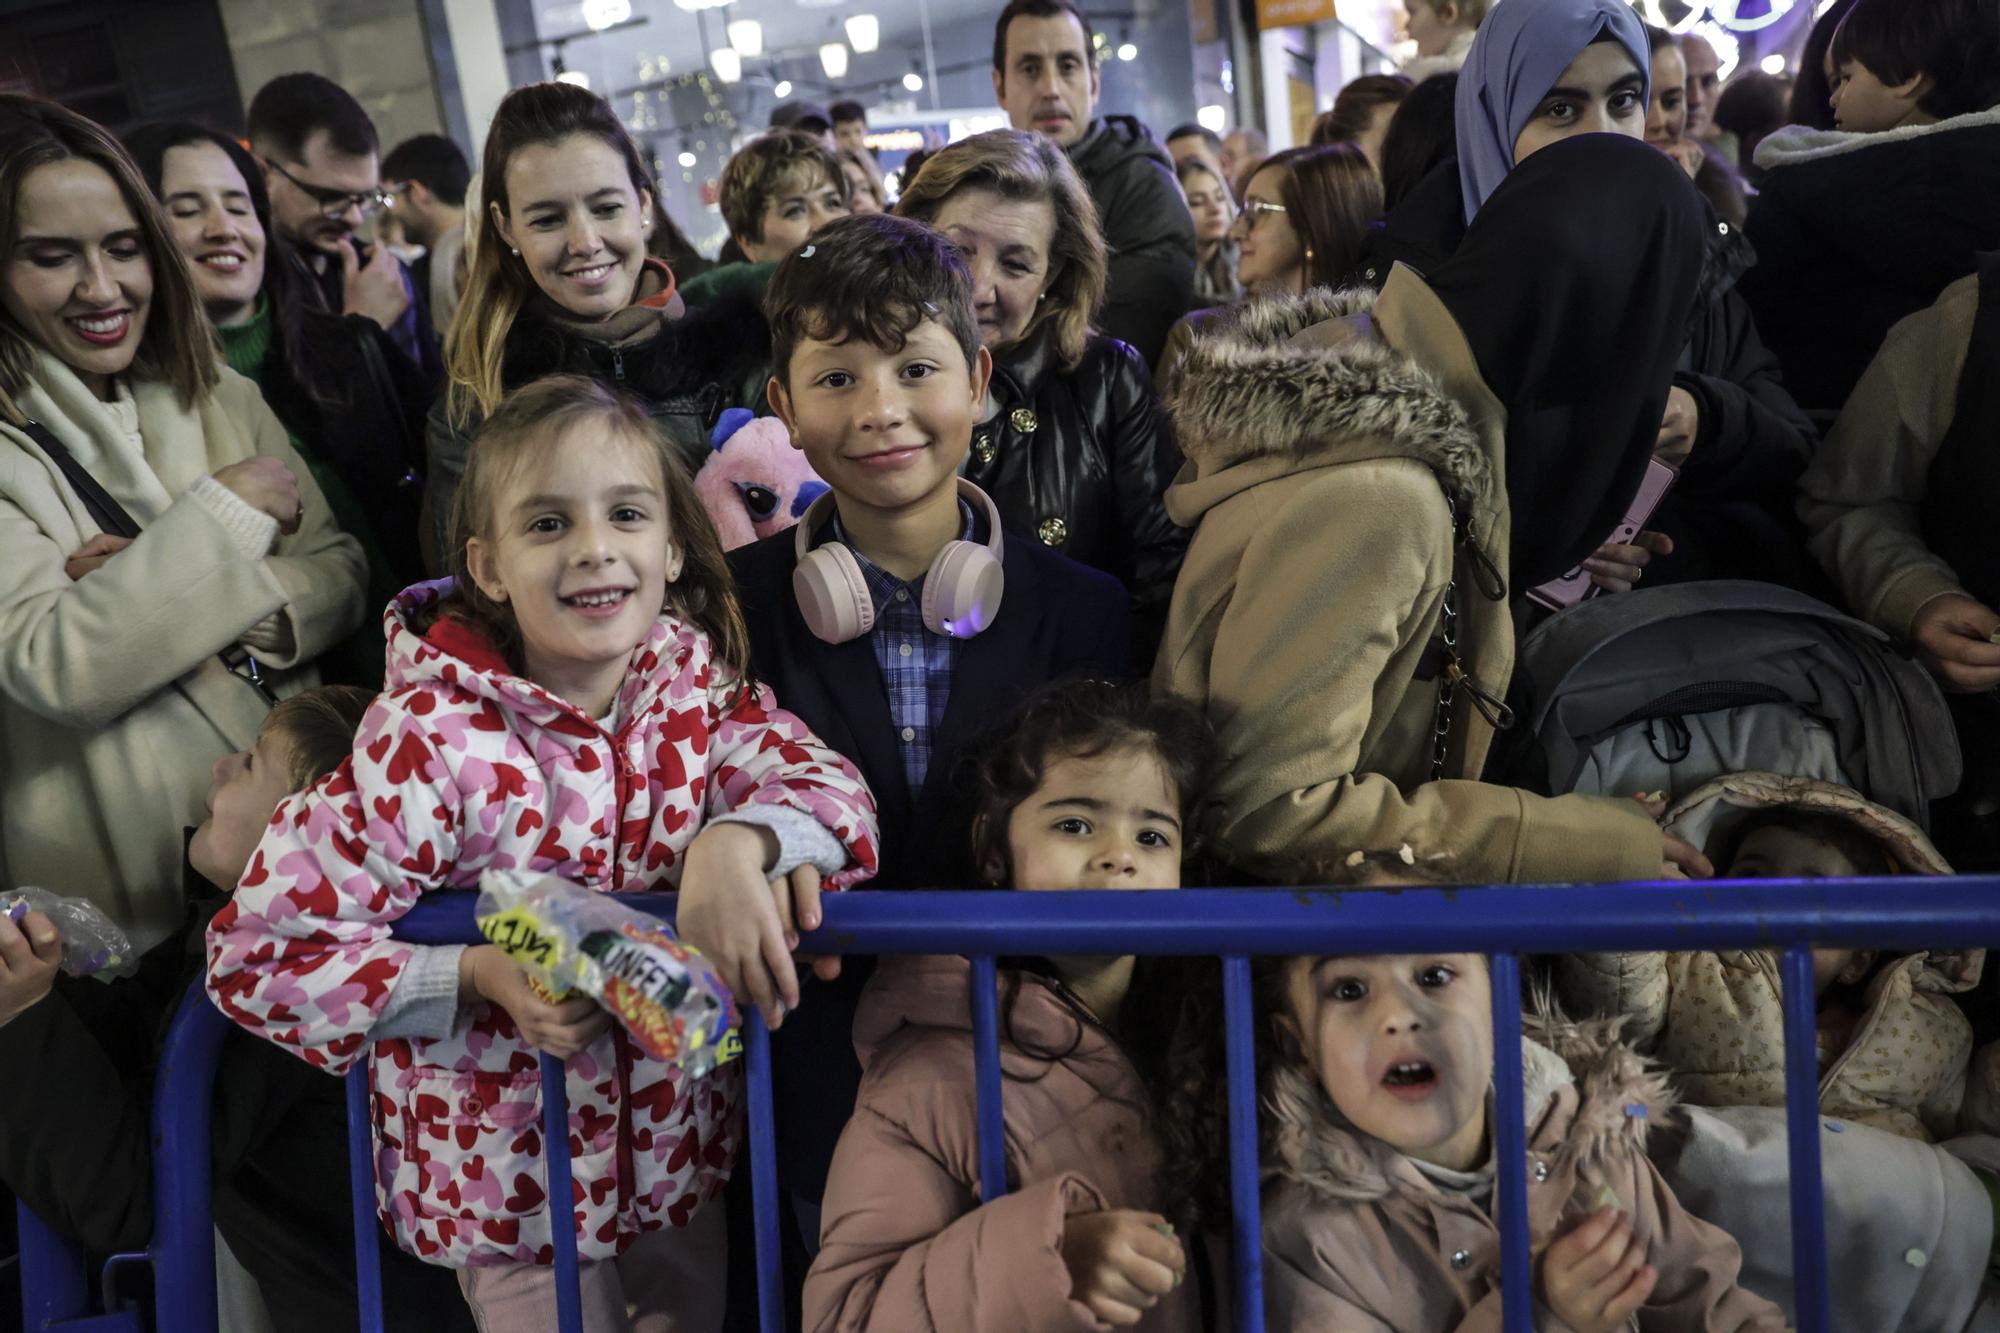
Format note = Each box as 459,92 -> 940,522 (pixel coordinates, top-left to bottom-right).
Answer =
0,888 -> 132,978
475,868 -> 740,1074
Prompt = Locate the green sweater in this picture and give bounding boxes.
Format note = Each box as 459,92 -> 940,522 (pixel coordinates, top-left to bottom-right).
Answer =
219,302 -> 397,687
677,259 -> 778,310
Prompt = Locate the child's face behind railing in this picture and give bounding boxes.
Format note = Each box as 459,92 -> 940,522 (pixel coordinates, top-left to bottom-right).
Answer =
1276,951 -> 1494,1173
1004,744 -> 1185,893
1727,821 -> 1885,997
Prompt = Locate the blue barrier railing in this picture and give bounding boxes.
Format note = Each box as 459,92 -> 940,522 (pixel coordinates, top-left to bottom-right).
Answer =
21,876 -> 2000,1332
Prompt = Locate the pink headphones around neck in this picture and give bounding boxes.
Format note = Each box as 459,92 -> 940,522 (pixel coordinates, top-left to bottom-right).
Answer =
792,479 -> 1006,644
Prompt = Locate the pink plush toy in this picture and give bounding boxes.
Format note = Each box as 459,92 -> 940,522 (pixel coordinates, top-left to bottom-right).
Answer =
695,408 -> 829,550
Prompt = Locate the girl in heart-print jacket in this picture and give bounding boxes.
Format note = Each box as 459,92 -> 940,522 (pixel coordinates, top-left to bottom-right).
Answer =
205,579 -> 880,1269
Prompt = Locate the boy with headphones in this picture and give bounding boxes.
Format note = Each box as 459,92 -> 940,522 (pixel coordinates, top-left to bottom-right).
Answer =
726,212 -> 1130,1265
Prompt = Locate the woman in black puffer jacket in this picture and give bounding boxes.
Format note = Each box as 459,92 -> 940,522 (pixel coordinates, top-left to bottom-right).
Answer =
897,130 -> 1186,656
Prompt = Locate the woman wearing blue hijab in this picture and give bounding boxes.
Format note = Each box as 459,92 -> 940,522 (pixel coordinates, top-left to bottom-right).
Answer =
1356,0 -> 1821,597
1454,0 -> 1649,220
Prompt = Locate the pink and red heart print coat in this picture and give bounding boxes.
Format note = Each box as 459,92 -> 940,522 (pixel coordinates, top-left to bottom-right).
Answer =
205,580 -> 880,1267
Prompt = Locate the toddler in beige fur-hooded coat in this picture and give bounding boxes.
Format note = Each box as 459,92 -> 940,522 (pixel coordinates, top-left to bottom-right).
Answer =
1555,772 -> 1990,1143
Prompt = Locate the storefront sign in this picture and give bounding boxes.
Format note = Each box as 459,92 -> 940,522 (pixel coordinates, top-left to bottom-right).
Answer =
1256,0 -> 1339,31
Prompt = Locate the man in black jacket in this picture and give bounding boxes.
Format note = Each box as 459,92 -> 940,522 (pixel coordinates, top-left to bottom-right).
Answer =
247,73 -> 442,389
993,0 -> 1196,366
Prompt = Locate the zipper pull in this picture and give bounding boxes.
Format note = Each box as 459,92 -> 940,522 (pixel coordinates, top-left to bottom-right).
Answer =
611,349 -> 626,382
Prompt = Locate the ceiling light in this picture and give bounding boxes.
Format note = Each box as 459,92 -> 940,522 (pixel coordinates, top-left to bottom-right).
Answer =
672,0 -> 733,10
679,150 -> 698,167
556,69 -> 591,88
710,47 -> 743,83
1116,42 -> 1137,61
727,19 -> 763,56
820,42 -> 849,79
903,70 -> 924,92
581,0 -> 632,29
1760,52 -> 1788,74
1196,104 -> 1227,133
774,79 -> 793,98
844,14 -> 880,53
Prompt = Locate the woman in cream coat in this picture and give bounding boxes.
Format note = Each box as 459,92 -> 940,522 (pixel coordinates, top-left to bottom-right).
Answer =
0,95 -> 364,947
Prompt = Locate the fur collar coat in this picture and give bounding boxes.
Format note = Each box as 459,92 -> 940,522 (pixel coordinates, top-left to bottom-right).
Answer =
1261,1022 -> 1788,1331
1152,268 -> 1661,884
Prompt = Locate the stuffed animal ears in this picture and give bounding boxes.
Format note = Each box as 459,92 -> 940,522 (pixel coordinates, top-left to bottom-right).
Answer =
791,480 -> 830,517
710,407 -> 756,452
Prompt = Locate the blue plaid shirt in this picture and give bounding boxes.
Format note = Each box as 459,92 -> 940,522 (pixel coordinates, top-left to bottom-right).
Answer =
830,501 -> 975,796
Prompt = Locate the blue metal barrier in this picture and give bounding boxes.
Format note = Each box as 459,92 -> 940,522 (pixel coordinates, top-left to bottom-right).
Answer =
22,876 -> 2000,1333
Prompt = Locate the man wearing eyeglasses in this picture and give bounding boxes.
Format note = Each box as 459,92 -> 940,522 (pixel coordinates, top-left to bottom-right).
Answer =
246,73 -> 440,385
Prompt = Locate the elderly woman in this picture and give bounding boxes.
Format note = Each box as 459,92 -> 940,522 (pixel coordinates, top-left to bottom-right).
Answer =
0,95 -> 365,948
897,129 -> 1185,652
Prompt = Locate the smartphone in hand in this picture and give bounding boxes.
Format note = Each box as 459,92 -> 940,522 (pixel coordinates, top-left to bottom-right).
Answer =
1527,457 -> 1679,612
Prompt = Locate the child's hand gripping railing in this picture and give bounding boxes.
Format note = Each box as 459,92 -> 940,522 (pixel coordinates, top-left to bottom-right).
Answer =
21,875 -> 2000,1333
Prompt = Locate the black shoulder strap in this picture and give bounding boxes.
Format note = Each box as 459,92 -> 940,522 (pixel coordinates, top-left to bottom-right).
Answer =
17,419 -> 144,540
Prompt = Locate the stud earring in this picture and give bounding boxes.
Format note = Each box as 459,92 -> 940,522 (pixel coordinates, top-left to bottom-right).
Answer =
510,247 -> 520,256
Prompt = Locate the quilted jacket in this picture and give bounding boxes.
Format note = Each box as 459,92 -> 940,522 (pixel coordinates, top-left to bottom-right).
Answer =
1555,772 -> 1982,1142
206,580 -> 879,1266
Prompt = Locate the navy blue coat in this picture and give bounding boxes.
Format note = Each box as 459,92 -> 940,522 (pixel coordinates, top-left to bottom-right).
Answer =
727,516 -> 1131,1201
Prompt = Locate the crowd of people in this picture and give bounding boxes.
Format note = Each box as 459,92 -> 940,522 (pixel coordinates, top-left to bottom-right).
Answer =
2,0 -> 2000,1326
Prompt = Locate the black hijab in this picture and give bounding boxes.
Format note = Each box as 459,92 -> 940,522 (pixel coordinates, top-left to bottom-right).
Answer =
1425,133 -> 1707,591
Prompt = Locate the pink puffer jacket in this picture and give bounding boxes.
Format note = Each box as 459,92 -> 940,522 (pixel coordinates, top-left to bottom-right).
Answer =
805,954 -> 1203,1332
206,581 -> 879,1266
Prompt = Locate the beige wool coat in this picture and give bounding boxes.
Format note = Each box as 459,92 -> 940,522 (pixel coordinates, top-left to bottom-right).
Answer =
1797,273 -> 1981,637
0,352 -> 365,947
1153,268 -> 1662,883
1557,773 -> 1986,1143
1262,1025 -> 1787,1332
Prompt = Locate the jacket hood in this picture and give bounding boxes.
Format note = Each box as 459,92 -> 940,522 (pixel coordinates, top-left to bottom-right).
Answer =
1265,1018 -> 1671,1203
383,578 -> 710,736
1165,286 -> 1497,537
1665,771 -> 1980,992
1665,771 -> 1954,875
1070,115 -> 1173,172
1754,105 -> 2000,172
854,954 -> 1124,1084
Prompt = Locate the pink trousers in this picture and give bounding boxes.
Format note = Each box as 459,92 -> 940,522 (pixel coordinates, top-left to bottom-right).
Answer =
456,1201 -> 725,1333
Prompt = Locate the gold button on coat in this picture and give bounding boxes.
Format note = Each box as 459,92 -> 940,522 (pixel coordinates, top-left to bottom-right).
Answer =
1037,517 -> 1067,546
973,433 -> 995,466
1010,408 -> 1038,433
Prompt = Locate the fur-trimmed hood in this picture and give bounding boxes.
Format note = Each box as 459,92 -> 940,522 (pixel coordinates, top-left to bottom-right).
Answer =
1265,1018 -> 1675,1204
1754,104 -> 2000,172
1165,286 -> 1498,544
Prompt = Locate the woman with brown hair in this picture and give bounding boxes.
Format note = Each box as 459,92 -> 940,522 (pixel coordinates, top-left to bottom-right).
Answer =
0,94 -> 365,948
1231,142 -> 1383,298
1175,155 -> 1240,308
425,80 -> 773,559
897,129 -> 1185,653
